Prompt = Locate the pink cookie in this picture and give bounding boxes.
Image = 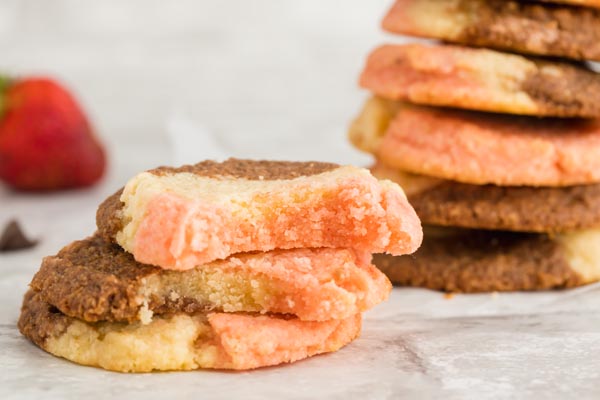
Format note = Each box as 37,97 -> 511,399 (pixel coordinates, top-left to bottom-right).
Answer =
350,97 -> 600,186
360,43 -> 600,117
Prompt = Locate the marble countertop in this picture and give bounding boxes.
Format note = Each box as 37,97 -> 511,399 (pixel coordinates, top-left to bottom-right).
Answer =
2,1 -> 600,398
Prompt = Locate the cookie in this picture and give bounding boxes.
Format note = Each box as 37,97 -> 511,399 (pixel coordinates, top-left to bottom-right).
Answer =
382,0 -> 600,61
96,159 -> 422,270
31,235 -> 390,323
372,162 -> 600,233
374,227 -> 600,293
536,0 -> 600,9
350,97 -> 600,186
359,44 -> 600,117
18,290 -> 361,372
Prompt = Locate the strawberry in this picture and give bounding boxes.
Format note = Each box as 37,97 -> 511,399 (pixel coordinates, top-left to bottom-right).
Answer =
0,76 -> 106,191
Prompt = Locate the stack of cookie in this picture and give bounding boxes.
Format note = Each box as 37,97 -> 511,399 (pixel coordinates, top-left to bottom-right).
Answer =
18,159 -> 422,372
349,0 -> 600,292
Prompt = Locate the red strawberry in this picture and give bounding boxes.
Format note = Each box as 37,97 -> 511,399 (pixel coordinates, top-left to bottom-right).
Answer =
0,76 -> 106,191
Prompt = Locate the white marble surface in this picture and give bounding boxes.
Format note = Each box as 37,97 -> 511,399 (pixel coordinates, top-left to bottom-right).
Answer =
1,1 -> 600,399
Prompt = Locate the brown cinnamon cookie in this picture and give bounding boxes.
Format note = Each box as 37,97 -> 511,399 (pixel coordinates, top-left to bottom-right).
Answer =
374,227 -> 600,293
372,163 -> 600,233
383,0 -> 600,61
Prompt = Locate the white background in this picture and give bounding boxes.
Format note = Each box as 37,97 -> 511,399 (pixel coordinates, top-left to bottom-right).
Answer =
0,0 -> 401,177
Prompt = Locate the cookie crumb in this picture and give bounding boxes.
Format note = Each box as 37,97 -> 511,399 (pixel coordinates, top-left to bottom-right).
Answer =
138,299 -> 154,325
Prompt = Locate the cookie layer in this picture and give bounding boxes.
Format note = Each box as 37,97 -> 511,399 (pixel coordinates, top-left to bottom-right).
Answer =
18,290 -> 361,372
360,43 -> 600,117
536,0 -> 600,9
372,162 -> 600,233
374,227 -> 600,293
31,235 -> 390,323
350,97 -> 600,186
97,159 -> 422,270
382,0 -> 600,61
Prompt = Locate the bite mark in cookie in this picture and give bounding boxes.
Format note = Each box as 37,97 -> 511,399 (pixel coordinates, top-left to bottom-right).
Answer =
96,159 -> 422,270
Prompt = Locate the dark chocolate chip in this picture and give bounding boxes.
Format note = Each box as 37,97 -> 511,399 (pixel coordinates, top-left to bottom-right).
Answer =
0,220 -> 38,252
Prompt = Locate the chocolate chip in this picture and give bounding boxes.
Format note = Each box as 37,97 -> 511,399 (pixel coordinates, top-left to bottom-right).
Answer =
0,220 -> 38,252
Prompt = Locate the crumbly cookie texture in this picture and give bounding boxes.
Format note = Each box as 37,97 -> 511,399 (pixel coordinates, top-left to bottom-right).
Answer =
18,290 -> 362,372
96,158 -> 422,270
350,97 -> 600,186
360,43 -> 600,117
374,227 -> 600,293
371,163 -> 600,233
31,235 -> 390,323
382,0 -> 600,61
